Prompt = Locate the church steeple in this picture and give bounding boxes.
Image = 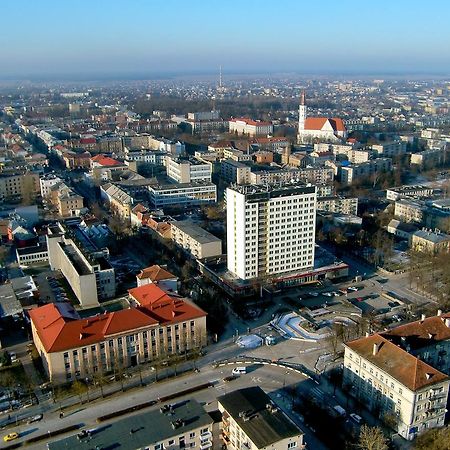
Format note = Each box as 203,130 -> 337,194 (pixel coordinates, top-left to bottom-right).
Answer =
298,90 -> 306,138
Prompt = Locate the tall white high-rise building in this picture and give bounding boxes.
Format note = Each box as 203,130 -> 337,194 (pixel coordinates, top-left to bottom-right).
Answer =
226,184 -> 317,281
298,90 -> 306,134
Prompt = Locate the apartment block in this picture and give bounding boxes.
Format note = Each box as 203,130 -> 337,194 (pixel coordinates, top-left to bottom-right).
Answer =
343,312 -> 450,440
340,158 -> 392,185
411,229 -> 450,253
221,159 -> 251,185
386,185 -> 435,202
226,184 -> 316,281
0,171 -> 40,202
316,196 -> 358,215
371,141 -> 407,158
50,182 -> 84,218
171,221 -> 222,259
394,199 -> 425,224
30,283 -> 207,383
166,156 -> 212,183
148,182 -> 217,209
100,183 -> 135,222
47,222 -> 115,308
218,387 -> 305,450
410,148 -> 447,169
40,173 -> 62,198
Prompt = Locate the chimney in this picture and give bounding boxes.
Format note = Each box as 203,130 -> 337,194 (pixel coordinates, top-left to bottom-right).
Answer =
373,342 -> 380,356
421,313 -> 426,321
437,309 -> 442,316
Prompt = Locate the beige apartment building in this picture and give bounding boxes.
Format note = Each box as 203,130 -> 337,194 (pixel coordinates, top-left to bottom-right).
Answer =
343,311 -> 450,440
50,182 -> 84,218
411,229 -> 450,253
0,171 -> 40,202
171,221 -> 222,259
221,159 -> 251,185
218,387 -> 305,450
30,283 -> 207,383
394,199 -> 425,223
316,196 -> 358,215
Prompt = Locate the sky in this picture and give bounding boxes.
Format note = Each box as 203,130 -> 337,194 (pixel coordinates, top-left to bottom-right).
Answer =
1,0 -> 450,79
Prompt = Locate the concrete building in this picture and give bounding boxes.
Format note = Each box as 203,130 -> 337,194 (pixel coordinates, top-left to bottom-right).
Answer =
394,199 -> 425,224
371,141 -> 407,158
343,312 -> 450,440
386,185 -> 435,202
218,387 -> 305,450
100,183 -> 135,222
171,221 -> 222,259
410,148 -> 447,169
226,184 -> 316,281
229,118 -> 273,137
187,111 -> 220,121
297,91 -> 347,144
47,222 -> 115,308
296,167 -> 335,185
316,196 -> 358,215
340,159 -> 392,185
0,171 -> 40,202
320,143 -> 370,164
136,264 -> 178,293
29,283 -> 207,383
148,182 -> 217,209
411,229 -> 450,254
387,219 -> 419,241
48,399 -> 213,450
221,159 -> 252,185
40,174 -> 62,199
16,243 -> 49,266
166,156 -> 212,184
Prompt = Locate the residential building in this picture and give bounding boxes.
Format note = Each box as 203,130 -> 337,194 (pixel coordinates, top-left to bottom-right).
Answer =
340,159 -> 392,185
100,183 -> 135,222
297,91 -> 347,143
229,118 -> 273,137
221,159 -> 251,185
0,171 -> 40,202
371,141 -> 407,158
185,118 -> 227,135
166,156 -> 212,183
226,184 -> 316,281
394,199 -> 425,224
222,148 -> 252,162
171,221 -> 222,259
29,283 -> 207,382
343,312 -> 450,440
40,174 -> 62,199
89,154 -> 127,181
316,196 -> 358,215
136,264 -> 178,293
124,150 -> 166,168
50,182 -> 84,218
386,185 -> 435,202
320,143 -> 370,163
47,222 -> 115,308
148,182 -> 217,209
187,111 -> 220,121
218,387 -> 305,450
249,168 -> 304,186
296,167 -> 334,185
410,148 -> 447,169
387,219 -> 419,241
411,229 -> 450,253
48,400 -> 213,450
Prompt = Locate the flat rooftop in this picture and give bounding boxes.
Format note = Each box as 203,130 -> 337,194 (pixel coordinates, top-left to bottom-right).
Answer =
228,183 -> 316,201
60,242 -> 92,276
172,221 -> 221,244
218,387 -> 302,448
48,400 -> 213,450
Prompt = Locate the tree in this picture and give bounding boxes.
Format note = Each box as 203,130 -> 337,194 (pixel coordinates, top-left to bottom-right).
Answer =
357,425 -> 388,450
413,427 -> 450,450
71,380 -> 87,404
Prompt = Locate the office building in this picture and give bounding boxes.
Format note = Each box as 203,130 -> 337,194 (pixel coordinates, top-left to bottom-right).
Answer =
229,118 -> 273,137
226,184 -> 316,281
166,156 -> 212,183
386,185 -> 435,202
148,182 -> 217,209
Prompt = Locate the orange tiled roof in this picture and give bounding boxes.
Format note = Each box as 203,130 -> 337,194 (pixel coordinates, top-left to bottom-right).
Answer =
29,285 -> 206,353
304,117 -> 346,132
136,265 -> 176,282
346,332 -> 448,391
91,154 -> 122,166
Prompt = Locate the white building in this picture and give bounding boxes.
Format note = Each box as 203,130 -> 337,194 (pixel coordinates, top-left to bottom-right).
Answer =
229,118 -> 273,137
297,91 -> 347,144
340,159 -> 392,185
371,141 -> 407,158
386,185 -> 435,202
148,182 -> 217,209
316,196 -> 358,215
221,160 -> 252,185
343,312 -> 450,440
40,174 -> 62,199
226,184 -> 316,281
166,156 -> 212,183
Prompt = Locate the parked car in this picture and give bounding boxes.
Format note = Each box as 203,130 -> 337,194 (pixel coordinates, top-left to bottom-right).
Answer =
3,432 -> 19,442
350,413 -> 363,424
27,414 -> 43,424
232,367 -> 247,375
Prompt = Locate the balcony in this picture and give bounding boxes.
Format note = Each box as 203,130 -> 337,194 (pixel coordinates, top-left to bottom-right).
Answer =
200,440 -> 212,450
201,431 -> 212,440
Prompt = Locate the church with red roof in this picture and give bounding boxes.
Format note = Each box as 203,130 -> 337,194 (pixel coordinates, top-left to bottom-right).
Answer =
297,91 -> 347,144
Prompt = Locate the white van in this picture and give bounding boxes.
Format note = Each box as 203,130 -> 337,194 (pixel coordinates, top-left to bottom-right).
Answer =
333,405 -> 346,417
232,367 -> 247,375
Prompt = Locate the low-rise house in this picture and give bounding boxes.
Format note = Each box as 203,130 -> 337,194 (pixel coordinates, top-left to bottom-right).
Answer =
136,264 -> 178,293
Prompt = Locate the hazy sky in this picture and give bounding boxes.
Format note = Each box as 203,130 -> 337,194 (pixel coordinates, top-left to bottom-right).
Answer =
2,0 -> 450,78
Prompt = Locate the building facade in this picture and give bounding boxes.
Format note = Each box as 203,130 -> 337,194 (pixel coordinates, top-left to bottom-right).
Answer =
166,156 -> 212,183
148,182 -> 217,209
226,184 -> 316,281
229,118 -> 273,137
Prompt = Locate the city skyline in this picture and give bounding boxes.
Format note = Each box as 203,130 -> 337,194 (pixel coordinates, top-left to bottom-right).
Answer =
2,0 -> 450,80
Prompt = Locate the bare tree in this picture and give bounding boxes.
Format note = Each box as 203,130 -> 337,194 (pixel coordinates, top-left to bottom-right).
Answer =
357,425 -> 388,450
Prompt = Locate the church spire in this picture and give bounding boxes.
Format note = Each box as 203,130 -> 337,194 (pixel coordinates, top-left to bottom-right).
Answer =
300,90 -> 306,106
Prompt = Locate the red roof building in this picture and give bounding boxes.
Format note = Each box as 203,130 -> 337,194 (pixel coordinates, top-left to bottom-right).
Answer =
29,285 -> 207,382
